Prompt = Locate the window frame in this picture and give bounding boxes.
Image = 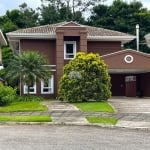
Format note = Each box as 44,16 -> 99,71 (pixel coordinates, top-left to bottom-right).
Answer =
41,76 -> 54,94
24,82 -> 36,94
64,41 -> 76,60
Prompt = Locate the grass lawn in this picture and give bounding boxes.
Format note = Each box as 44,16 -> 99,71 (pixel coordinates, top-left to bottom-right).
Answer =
86,116 -> 117,125
0,115 -> 52,122
75,102 -> 114,113
0,101 -> 48,113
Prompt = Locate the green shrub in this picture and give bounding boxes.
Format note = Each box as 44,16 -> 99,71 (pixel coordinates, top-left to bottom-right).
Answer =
58,52 -> 111,102
17,95 -> 44,102
0,84 -> 17,106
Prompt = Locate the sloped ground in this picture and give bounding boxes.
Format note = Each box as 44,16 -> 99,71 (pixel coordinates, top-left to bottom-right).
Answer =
109,97 -> 150,128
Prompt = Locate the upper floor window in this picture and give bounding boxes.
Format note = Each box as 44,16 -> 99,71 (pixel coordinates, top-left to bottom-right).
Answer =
64,41 -> 76,59
41,76 -> 54,94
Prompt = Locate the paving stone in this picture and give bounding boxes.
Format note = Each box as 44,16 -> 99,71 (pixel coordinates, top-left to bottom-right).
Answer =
43,101 -> 88,124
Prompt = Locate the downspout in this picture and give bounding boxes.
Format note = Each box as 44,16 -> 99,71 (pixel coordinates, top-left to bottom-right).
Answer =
19,40 -> 22,96
136,24 -> 139,51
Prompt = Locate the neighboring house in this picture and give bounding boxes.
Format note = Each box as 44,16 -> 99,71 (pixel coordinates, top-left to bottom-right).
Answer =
145,33 -> 150,48
6,21 -> 150,98
0,29 -> 7,69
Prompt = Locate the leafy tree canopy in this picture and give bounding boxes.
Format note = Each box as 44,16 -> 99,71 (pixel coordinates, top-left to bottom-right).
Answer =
0,2 -> 39,33
88,0 -> 150,53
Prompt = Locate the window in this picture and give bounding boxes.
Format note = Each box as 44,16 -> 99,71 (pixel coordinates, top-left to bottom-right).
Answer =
41,76 -> 54,94
64,41 -> 76,59
24,82 -> 36,94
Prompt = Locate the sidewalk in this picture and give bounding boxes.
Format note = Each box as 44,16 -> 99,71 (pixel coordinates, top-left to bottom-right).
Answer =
1,98 -> 150,129
42,99 -> 150,129
43,101 -> 88,125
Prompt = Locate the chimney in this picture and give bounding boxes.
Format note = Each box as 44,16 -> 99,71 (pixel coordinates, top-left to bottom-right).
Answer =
136,24 -> 139,51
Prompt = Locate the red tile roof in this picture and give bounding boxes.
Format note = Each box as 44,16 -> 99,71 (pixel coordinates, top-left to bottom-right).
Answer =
7,21 -> 133,37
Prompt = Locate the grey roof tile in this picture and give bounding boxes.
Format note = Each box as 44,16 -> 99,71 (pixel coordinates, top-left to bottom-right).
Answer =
7,21 -> 133,37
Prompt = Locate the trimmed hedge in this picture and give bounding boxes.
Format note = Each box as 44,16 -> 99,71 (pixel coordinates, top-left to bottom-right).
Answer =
0,83 -> 17,106
17,95 -> 44,102
58,52 -> 111,102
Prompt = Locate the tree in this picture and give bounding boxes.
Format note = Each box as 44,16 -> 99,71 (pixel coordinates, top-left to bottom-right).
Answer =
6,51 -> 51,94
39,4 -> 60,24
41,0 -> 106,14
59,52 -> 111,102
0,10 -> 19,33
88,0 -> 150,53
0,3 -> 39,33
1,46 -> 14,68
40,0 -> 106,23
39,1 -> 84,24
0,46 -> 15,87
19,3 -> 39,28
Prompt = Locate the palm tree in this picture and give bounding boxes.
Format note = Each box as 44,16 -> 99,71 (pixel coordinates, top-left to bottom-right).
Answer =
6,51 -> 51,95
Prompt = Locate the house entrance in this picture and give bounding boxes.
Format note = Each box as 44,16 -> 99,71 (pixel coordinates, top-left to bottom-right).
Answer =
125,76 -> 136,97
111,74 -> 141,97
111,73 -> 150,97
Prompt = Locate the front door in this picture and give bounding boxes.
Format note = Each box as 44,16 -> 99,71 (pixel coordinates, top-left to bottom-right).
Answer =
125,76 -> 136,97
111,74 -> 125,96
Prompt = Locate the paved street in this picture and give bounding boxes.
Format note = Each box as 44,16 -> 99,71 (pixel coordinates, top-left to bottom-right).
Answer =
0,125 -> 150,150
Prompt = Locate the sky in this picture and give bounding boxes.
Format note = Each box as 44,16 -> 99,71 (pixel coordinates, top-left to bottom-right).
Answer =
0,0 -> 150,16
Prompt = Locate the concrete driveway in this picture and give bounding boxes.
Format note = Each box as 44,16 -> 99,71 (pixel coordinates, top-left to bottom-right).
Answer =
108,97 -> 150,128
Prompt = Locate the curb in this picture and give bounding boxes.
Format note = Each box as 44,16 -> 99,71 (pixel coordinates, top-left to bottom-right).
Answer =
0,121 -> 150,130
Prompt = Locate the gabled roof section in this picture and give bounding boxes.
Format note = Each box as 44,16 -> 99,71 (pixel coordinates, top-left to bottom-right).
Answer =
6,21 -> 135,44
101,49 -> 150,73
61,21 -> 81,27
101,49 -> 150,58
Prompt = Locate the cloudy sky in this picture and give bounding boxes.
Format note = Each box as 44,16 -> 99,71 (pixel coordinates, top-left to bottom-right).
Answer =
0,0 -> 149,16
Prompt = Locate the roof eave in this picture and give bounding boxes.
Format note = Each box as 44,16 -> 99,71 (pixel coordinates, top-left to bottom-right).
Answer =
87,36 -> 136,44
101,49 -> 150,58
6,33 -> 136,44
6,33 -> 56,40
0,30 -> 7,46
108,69 -> 150,74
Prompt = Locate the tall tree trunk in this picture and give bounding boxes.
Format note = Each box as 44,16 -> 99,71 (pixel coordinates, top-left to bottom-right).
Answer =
72,0 -> 75,20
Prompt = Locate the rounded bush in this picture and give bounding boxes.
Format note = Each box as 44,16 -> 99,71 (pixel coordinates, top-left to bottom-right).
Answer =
58,52 -> 111,102
0,84 -> 17,106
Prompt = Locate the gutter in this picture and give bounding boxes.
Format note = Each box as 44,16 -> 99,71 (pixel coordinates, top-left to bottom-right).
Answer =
6,32 -> 136,44
87,36 -> 136,44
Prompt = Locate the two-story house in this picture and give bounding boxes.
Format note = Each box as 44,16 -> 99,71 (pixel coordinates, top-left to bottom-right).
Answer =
6,21 -> 150,98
